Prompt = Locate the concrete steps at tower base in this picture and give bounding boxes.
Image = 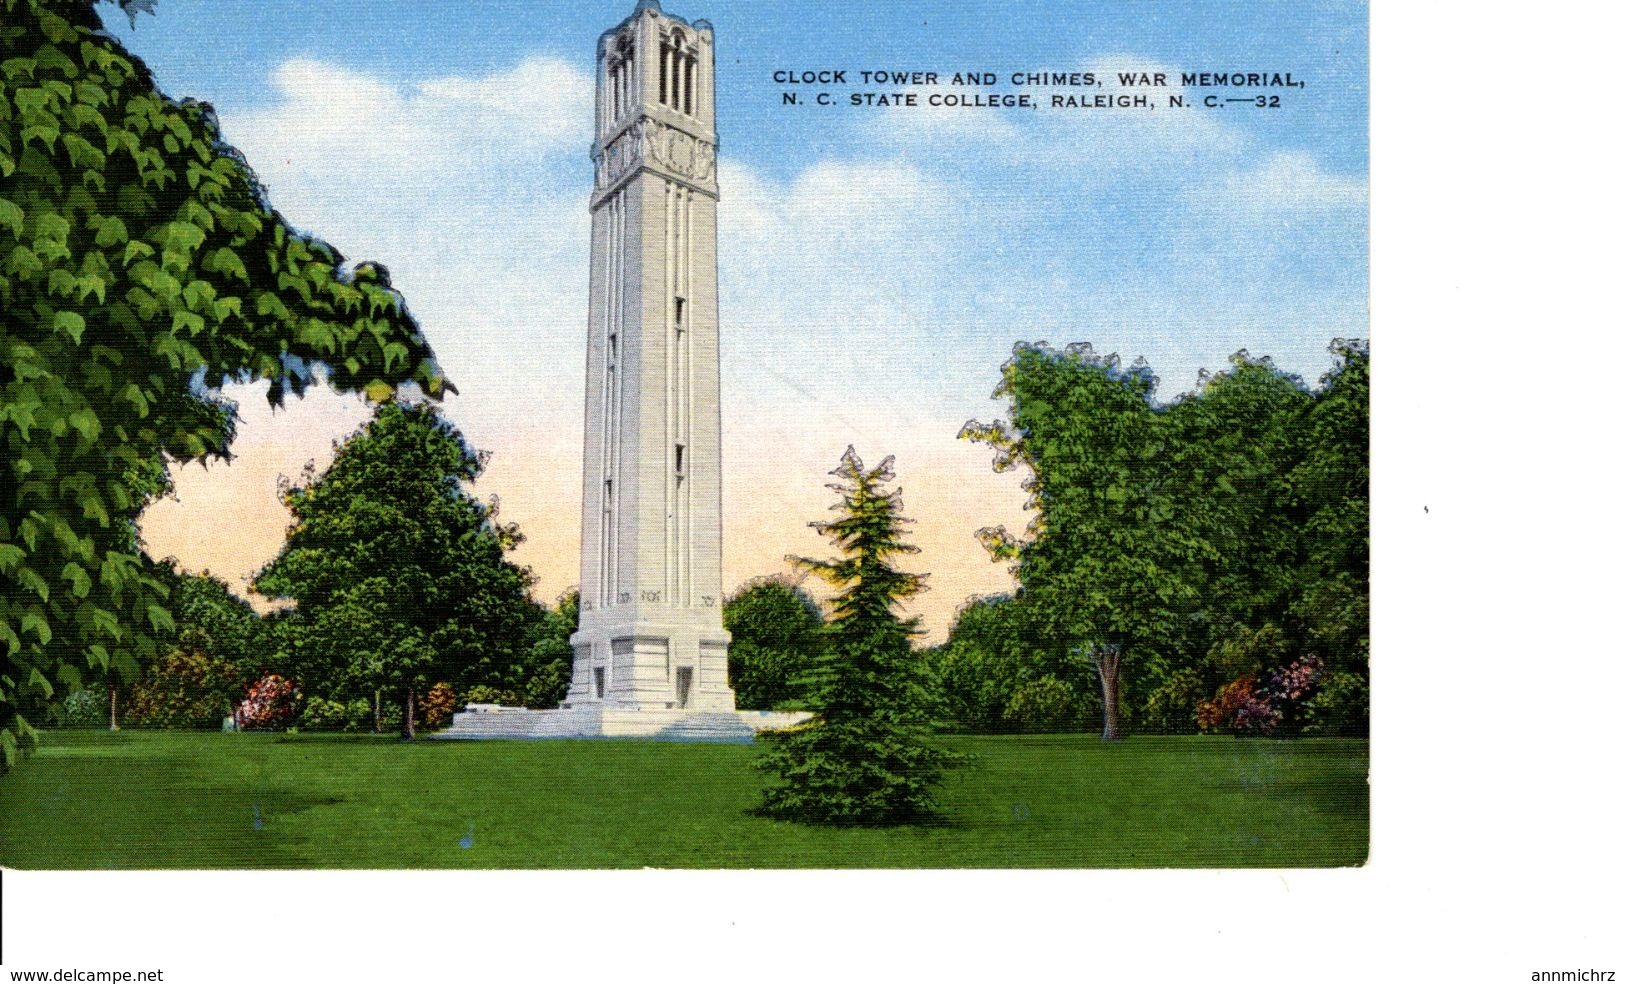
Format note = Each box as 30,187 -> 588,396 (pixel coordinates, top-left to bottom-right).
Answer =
436,705 -> 812,743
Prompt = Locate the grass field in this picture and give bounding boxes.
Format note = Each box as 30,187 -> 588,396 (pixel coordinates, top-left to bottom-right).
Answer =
0,730 -> 1367,869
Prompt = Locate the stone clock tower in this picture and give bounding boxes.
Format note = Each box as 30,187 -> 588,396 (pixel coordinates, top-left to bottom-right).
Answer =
442,3 -> 808,741
562,0 -> 736,715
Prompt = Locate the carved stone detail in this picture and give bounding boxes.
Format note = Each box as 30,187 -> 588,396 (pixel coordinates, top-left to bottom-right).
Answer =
597,120 -> 646,190
595,119 -> 715,191
648,121 -> 716,182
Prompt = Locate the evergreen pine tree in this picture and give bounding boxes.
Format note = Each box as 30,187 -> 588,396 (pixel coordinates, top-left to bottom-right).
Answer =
756,448 -> 954,825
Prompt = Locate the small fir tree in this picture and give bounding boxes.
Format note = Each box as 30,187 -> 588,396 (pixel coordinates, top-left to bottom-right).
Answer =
756,448 -> 953,826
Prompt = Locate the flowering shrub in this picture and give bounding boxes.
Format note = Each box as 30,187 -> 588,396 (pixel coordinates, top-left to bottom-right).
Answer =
422,682 -> 457,730
1267,655 -> 1324,704
1198,656 -> 1326,736
127,629 -> 242,729
1197,673 -> 1262,733
237,675 -> 300,730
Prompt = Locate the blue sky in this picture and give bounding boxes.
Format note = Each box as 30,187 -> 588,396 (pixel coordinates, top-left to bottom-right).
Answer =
118,0 -> 1369,638
104,1 -> 1367,174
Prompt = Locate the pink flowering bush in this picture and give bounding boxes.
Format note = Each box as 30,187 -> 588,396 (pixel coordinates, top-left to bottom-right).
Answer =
237,675 -> 300,730
1198,655 -> 1326,737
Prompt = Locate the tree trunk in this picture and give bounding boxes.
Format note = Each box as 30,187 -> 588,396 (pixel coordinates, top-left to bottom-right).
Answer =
1095,647 -> 1122,742
373,690 -> 381,734
401,688 -> 416,741
109,684 -> 119,731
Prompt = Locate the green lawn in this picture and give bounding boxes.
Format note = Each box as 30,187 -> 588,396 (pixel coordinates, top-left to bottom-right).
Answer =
0,730 -> 1367,869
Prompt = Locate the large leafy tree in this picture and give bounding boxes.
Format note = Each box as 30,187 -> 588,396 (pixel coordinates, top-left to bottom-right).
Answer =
461,587 -> 576,711
964,341 -> 1369,739
963,344 -> 1211,740
1158,354 -> 1316,716
723,577 -> 823,711
756,448 -> 953,826
161,567 -> 259,669
0,0 -> 445,769
252,401 -> 540,739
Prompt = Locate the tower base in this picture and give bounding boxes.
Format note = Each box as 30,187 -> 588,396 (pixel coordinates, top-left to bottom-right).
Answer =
435,704 -> 812,743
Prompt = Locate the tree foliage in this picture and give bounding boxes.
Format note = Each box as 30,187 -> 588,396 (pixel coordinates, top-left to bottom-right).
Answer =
723,577 -> 823,711
756,448 -> 954,825
927,593 -> 1094,733
0,0 -> 445,770
160,567 -> 259,672
1289,341 -> 1369,735
963,341 -> 1369,738
124,570 -> 257,728
252,402 -> 543,738
484,588 -> 575,711
962,343 -> 1206,739
124,626 -> 237,728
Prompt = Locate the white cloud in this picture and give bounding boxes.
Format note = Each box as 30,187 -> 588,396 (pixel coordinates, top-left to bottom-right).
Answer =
419,57 -> 594,132
254,55 -> 592,168
1204,150 -> 1369,211
221,55 -> 596,425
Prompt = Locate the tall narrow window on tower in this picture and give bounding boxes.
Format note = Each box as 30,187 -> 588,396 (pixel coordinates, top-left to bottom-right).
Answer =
659,40 -> 669,106
689,52 -> 695,114
609,35 -> 635,122
659,30 -> 700,116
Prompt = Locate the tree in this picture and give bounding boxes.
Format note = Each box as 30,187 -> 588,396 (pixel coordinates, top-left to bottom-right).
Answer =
511,588 -> 577,710
1,0 -> 445,770
115,566 -> 258,729
723,577 -> 823,711
462,588 -> 577,711
1289,341 -> 1369,735
163,568 -> 260,672
928,594 -> 1093,733
252,401 -> 539,739
963,344 -> 1210,740
756,448 -> 953,825
1158,353 -> 1315,726
964,341 -> 1369,739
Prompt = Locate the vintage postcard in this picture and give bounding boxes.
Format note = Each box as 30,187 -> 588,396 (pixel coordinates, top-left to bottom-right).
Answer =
3,0 -> 1369,926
